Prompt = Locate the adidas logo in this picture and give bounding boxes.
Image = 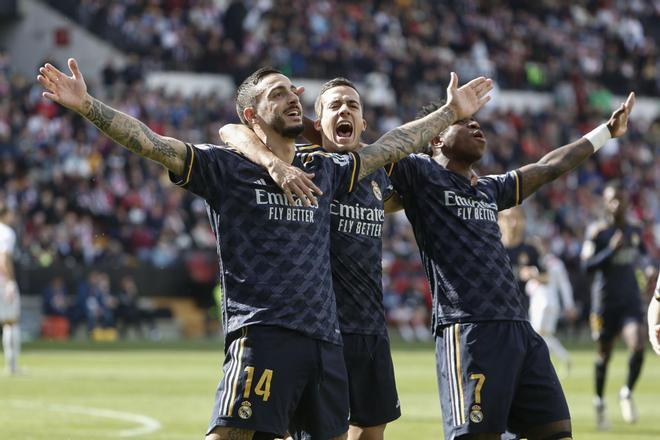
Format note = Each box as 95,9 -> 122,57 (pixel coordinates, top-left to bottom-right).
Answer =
253,178 -> 268,186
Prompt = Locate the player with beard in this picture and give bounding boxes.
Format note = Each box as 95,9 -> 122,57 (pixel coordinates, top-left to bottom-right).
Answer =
38,60 -> 491,440
220,77 -> 403,440
383,94 -> 635,440
581,183 -> 650,429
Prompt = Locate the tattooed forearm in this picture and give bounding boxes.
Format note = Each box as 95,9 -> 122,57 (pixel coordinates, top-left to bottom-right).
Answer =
80,96 -> 186,174
357,105 -> 456,179
518,138 -> 594,199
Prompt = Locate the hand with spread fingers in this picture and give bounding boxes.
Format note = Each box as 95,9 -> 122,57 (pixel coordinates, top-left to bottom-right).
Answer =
37,58 -> 88,113
446,72 -> 493,120
267,157 -> 322,207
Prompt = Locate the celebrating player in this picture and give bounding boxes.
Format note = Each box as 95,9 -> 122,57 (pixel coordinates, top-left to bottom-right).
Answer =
385,93 -> 636,439
37,59 -> 491,440
0,202 -> 21,376
581,182 -> 650,428
220,77 -> 404,440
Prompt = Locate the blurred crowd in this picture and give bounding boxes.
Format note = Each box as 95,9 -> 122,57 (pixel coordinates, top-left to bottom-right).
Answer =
2,0 -> 660,338
47,0 -> 659,98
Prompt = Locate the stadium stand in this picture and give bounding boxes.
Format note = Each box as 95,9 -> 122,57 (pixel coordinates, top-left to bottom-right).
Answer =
0,0 -> 658,340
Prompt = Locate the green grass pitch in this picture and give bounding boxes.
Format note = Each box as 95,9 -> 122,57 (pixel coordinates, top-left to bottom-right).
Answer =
2,339 -> 659,439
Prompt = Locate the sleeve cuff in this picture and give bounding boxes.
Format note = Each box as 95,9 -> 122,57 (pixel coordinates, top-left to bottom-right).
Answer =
169,143 -> 194,187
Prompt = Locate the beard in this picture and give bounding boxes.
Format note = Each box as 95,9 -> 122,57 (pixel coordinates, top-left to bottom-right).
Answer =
270,114 -> 304,139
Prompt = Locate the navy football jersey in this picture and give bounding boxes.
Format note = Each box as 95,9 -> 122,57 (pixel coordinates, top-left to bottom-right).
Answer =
583,222 -> 645,313
388,154 -> 527,333
298,145 -> 393,335
170,143 -> 360,345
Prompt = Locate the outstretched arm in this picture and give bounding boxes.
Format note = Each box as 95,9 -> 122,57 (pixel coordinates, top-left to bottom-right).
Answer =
219,124 -> 322,206
37,58 -> 187,175
518,93 -> 635,199
357,73 -> 492,179
650,273 -> 660,355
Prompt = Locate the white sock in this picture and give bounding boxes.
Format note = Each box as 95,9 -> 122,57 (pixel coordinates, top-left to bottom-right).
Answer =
2,324 -> 19,373
543,335 -> 570,363
414,324 -> 432,341
398,324 -> 415,342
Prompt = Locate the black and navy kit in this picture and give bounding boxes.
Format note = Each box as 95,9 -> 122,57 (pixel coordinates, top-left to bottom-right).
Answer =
170,143 -> 360,437
170,143 -> 360,346
389,155 -> 569,438
388,154 -> 527,331
297,145 -> 400,428
296,145 -> 393,336
584,222 -> 646,341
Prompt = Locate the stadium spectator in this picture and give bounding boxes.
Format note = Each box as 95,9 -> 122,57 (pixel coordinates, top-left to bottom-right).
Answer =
41,276 -> 72,340
46,0 -> 660,97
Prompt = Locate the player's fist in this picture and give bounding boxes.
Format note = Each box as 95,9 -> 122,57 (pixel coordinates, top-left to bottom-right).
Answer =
606,92 -> 635,138
37,58 -> 88,113
445,72 -> 493,121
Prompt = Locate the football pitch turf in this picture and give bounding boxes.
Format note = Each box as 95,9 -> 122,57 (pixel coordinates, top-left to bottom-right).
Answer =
2,339 -> 659,439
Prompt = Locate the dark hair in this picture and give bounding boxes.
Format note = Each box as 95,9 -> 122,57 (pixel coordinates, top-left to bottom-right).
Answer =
0,201 -> 7,218
415,100 -> 448,155
235,66 -> 282,125
415,99 -> 446,119
314,77 -> 360,117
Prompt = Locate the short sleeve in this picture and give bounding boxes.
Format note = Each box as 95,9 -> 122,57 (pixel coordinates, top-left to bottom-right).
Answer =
168,143 -> 230,202
386,155 -> 425,196
479,169 -> 522,211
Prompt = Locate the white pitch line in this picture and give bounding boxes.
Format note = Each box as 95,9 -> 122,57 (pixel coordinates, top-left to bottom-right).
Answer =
8,399 -> 162,437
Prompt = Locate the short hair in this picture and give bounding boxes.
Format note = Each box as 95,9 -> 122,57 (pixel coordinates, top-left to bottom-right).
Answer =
314,77 -> 360,118
415,100 -> 446,119
416,100 -> 448,155
235,66 -> 282,125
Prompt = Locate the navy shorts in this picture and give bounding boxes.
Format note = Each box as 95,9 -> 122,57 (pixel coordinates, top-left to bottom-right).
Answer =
343,333 -> 401,427
207,325 -> 349,439
590,303 -> 644,342
435,321 -> 570,439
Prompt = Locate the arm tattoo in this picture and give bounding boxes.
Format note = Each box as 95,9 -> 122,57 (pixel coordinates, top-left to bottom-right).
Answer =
81,97 -> 185,173
358,106 -> 456,179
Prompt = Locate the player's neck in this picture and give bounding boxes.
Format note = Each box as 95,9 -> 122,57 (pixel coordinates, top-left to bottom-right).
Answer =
253,125 -> 296,164
443,158 -> 474,180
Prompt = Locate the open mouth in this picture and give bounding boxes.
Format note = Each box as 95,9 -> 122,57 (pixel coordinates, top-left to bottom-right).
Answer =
472,129 -> 485,139
336,121 -> 354,139
286,107 -> 301,118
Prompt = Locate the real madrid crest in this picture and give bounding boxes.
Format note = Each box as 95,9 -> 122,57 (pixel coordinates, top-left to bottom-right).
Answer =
469,404 -> 483,423
238,401 -> 252,419
371,181 -> 382,201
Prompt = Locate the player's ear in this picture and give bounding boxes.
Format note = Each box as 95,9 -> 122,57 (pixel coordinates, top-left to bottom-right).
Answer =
431,135 -> 442,147
313,118 -> 321,131
243,107 -> 257,125
361,118 -> 367,131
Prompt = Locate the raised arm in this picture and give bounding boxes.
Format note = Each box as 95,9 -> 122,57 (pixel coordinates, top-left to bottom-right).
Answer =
37,58 -> 187,175
518,93 -> 635,199
219,123 -> 321,206
357,73 -> 492,179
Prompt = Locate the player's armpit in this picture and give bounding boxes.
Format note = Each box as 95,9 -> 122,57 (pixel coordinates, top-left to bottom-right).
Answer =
384,191 -> 403,213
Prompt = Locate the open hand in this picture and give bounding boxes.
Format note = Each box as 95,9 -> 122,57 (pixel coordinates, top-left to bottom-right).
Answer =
606,92 -> 635,138
446,72 -> 493,120
268,158 -> 323,207
37,58 -> 88,113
